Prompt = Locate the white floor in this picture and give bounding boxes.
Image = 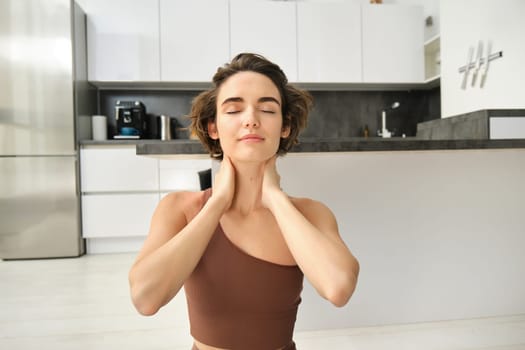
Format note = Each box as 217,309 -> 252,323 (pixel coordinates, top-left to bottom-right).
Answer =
1,253 -> 524,350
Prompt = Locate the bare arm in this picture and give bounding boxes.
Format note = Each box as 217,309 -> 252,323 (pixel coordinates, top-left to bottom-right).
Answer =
128,192 -> 226,315
128,158 -> 235,316
262,158 -> 359,307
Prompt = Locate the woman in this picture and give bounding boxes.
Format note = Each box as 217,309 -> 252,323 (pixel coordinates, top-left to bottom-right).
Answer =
129,53 -> 359,350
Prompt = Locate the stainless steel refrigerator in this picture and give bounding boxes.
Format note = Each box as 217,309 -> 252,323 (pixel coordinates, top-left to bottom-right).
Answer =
0,0 -> 95,259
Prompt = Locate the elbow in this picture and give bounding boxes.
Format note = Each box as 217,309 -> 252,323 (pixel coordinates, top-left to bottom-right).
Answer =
328,291 -> 351,308
326,259 -> 360,308
137,306 -> 159,317
129,273 -> 161,316
131,295 -> 160,316
325,280 -> 356,308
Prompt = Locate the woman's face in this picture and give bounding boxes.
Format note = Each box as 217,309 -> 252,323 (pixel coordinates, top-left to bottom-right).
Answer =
209,71 -> 290,163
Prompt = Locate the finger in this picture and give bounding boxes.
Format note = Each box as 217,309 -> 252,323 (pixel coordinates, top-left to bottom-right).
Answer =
223,155 -> 232,167
220,156 -> 230,173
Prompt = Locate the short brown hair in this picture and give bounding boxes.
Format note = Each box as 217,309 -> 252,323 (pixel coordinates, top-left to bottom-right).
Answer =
189,53 -> 313,160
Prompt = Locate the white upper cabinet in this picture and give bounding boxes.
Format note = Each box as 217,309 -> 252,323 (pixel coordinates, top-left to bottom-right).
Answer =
229,0 -> 298,82
160,0 -> 229,82
362,4 -> 424,83
81,1 -> 425,85
297,2 -> 362,83
83,0 -> 160,81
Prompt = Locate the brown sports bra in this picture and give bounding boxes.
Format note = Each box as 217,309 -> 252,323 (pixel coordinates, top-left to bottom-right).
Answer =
184,198 -> 304,350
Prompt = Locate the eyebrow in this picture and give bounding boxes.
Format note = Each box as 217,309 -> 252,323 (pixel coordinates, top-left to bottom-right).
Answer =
220,96 -> 281,106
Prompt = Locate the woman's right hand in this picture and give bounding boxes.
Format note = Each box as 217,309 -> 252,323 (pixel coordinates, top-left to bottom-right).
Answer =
210,156 -> 235,213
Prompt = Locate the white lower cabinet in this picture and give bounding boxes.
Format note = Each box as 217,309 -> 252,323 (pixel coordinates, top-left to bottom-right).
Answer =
80,145 -> 159,253
81,192 -> 158,254
159,158 -> 212,192
80,146 -> 159,192
82,193 -> 158,238
80,145 -> 212,253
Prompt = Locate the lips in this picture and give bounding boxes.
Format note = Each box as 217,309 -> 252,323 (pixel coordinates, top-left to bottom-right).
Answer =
239,134 -> 264,141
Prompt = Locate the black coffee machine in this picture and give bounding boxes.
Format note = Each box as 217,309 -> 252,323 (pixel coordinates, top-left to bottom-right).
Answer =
114,100 -> 147,139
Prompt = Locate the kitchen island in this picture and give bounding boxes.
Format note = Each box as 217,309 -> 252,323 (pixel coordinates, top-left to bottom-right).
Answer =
273,149 -> 525,330
130,139 -> 525,331
79,139 -> 525,330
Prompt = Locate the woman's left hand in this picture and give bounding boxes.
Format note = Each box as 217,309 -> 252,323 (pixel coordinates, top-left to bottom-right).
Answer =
261,156 -> 283,209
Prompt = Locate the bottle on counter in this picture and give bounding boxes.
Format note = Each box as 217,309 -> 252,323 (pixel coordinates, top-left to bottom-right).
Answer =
363,124 -> 369,138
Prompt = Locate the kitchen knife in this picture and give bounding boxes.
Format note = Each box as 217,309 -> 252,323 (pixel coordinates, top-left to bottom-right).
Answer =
480,40 -> 492,88
461,46 -> 474,90
471,41 -> 483,87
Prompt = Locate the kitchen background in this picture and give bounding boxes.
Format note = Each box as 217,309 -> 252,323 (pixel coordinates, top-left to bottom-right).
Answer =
98,88 -> 441,139
76,0 -> 525,333
78,0 -> 445,142
2,0 -> 525,347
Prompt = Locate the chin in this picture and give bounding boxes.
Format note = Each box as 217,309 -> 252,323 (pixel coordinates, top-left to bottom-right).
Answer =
228,150 -> 277,163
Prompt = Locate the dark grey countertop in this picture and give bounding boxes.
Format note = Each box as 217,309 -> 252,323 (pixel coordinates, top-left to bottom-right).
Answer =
417,109 -> 525,140
80,138 -> 525,154
286,138 -> 525,152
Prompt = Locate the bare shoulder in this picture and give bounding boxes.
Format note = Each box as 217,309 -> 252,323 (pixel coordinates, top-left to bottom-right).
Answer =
158,189 -> 210,222
289,196 -> 338,231
289,196 -> 332,215
159,190 -> 204,206
134,190 -> 210,262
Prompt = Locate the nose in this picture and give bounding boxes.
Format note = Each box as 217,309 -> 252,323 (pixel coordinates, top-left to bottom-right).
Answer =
242,108 -> 260,128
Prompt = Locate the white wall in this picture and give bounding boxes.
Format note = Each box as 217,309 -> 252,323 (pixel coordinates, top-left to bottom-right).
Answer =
277,149 -> 525,330
441,0 -> 525,118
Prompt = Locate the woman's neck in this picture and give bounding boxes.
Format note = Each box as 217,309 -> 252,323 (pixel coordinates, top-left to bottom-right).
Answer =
228,160 -> 266,216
